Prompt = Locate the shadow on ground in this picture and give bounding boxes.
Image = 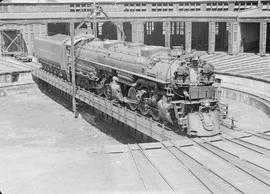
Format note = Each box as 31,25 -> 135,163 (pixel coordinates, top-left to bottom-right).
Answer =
36,81 -> 141,144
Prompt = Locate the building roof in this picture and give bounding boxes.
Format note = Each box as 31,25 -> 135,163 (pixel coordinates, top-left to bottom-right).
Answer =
1,0 -> 259,4
1,0 -> 269,20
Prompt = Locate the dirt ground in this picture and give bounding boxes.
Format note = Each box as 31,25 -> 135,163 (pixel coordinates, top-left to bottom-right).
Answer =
0,88 -> 139,194
0,88 -> 270,193
0,88 -> 137,149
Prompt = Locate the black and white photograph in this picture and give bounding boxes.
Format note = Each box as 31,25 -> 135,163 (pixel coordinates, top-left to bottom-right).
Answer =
0,0 -> 270,193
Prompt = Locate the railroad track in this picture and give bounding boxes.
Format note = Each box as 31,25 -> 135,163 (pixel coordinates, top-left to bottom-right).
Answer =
32,68 -> 270,192
221,131 -> 270,156
102,132 -> 270,193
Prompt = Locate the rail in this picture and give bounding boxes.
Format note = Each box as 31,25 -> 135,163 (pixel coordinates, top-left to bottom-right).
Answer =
161,141 -> 243,193
108,133 -> 270,193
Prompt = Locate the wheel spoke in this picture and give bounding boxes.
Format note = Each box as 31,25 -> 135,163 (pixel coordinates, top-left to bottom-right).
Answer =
138,93 -> 149,115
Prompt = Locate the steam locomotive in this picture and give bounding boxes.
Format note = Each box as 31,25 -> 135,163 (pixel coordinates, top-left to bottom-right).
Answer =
34,33 -> 227,136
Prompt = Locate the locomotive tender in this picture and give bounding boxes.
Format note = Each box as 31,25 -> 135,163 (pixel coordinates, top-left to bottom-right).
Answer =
34,33 -> 227,136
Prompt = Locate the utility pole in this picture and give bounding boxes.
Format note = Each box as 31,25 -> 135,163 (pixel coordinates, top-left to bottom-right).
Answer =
93,0 -> 98,37
68,1 -> 117,118
70,22 -> 78,118
0,31 -> 2,57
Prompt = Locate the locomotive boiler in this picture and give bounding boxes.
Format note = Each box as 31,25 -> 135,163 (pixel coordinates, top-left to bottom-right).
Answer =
34,33 -> 227,136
